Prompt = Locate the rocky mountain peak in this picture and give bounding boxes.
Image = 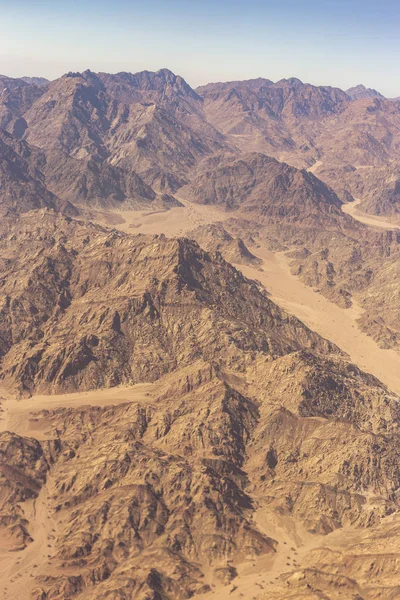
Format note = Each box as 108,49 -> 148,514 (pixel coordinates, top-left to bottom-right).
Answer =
114,67 -> 201,100
20,76 -> 50,87
276,76 -> 304,88
346,83 -> 385,100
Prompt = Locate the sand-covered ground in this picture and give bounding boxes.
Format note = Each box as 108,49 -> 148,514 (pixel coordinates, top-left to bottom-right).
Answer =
342,197 -> 400,230
238,248 -> 400,396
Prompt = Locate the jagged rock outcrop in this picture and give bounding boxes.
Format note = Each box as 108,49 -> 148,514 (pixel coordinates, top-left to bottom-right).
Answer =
3,69 -> 400,218
20,77 -> 50,87
2,351 -> 400,599
0,75 -> 46,130
19,69 -> 226,201
187,222 -> 261,266
0,431 -> 55,551
198,77 -> 400,217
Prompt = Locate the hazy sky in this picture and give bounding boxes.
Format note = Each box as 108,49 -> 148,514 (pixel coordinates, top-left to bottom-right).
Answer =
1,0 -> 399,95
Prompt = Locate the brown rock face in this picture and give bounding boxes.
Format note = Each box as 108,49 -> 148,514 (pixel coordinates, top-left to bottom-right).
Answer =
288,228 -> 400,349
0,432 -> 54,551
187,223 -> 262,266
17,69 -> 225,205
0,209 -> 400,599
182,152 -> 343,225
3,68 -> 400,218
3,351 -> 400,599
0,130 -> 77,216
198,77 -> 400,217
0,75 -> 46,130
0,210 -> 334,396
346,84 -> 385,101
175,148 -> 400,353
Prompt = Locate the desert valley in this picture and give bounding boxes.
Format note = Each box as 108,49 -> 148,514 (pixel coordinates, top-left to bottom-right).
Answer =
2,67 -> 400,600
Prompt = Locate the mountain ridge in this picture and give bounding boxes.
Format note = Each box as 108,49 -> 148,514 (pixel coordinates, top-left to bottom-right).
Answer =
2,68 -> 399,216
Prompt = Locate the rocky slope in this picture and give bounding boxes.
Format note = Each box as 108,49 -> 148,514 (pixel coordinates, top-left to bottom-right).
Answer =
20,77 -> 50,87
187,222 -> 261,266
0,431 -> 55,552
11,354 -> 400,600
357,164 -> 400,217
289,227 -> 400,349
0,75 -> 46,131
0,130 -> 77,216
19,69 -> 226,203
0,210 -> 335,396
182,152 -> 344,227
346,84 -> 385,101
1,213 -> 400,599
175,148 -> 400,352
198,77 -> 400,215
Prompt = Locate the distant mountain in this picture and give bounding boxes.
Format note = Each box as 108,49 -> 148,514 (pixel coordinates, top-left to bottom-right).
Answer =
198,76 -> 349,134
182,152 -> 343,226
1,69 -> 400,218
196,77 -> 400,214
0,75 -> 46,129
196,76 -> 274,94
22,69 -> 226,194
1,69 -> 224,209
20,76 -> 50,87
346,83 -> 385,100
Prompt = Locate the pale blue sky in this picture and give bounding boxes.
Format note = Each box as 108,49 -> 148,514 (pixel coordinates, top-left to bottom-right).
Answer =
1,0 -> 399,95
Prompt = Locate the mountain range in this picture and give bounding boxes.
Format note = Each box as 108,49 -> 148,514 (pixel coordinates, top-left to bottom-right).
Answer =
2,69 -> 400,216
2,67 -> 400,600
